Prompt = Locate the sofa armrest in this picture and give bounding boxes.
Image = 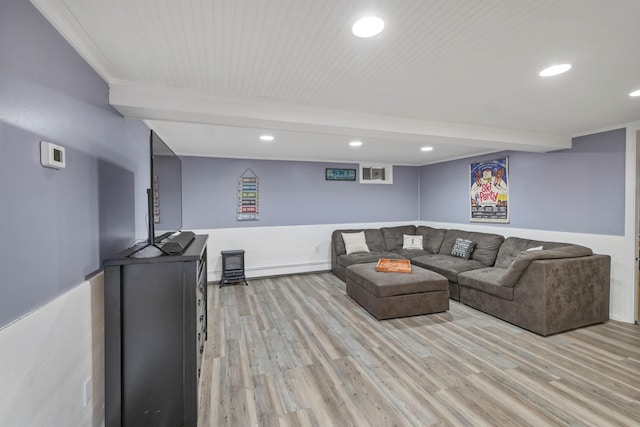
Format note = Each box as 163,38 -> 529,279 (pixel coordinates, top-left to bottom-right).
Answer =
499,245 -> 593,287
330,230 -> 344,271
511,254 -> 610,335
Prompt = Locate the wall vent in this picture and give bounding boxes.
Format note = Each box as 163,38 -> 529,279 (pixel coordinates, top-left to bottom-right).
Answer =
359,164 -> 393,184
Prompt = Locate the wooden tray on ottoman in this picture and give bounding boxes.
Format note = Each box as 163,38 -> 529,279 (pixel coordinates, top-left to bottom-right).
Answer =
375,259 -> 412,273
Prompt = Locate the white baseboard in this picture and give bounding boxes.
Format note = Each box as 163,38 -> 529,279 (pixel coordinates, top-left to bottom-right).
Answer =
209,260 -> 331,281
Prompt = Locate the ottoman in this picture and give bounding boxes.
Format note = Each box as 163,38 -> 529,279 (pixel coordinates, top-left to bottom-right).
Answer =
346,263 -> 449,320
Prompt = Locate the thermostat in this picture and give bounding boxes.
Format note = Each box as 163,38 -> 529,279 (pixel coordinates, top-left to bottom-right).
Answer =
40,141 -> 66,169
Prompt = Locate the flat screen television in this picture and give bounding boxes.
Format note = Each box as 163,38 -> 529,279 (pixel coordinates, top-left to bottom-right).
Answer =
148,130 -> 183,245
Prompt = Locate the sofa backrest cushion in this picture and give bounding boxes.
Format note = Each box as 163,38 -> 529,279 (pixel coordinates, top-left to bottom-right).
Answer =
381,225 -> 417,251
332,228 -> 386,256
439,229 -> 505,266
499,244 -> 594,287
416,226 -> 447,254
494,237 -> 574,269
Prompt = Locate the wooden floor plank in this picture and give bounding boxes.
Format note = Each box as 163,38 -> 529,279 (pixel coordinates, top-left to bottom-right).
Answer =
199,272 -> 640,426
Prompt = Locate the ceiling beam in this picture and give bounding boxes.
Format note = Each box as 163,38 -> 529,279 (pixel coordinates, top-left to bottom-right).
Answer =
110,81 -> 571,154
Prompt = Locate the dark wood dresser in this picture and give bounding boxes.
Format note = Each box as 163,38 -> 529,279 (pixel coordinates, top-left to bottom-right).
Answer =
103,235 -> 208,427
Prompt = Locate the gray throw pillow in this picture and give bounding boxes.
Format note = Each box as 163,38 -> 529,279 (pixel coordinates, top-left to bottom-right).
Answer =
451,238 -> 476,260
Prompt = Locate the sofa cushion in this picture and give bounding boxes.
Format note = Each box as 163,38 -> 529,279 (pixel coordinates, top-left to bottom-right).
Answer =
389,248 -> 432,259
415,226 -> 446,254
403,234 -> 423,250
342,231 -> 370,255
337,251 -> 403,268
450,238 -> 476,260
332,229 -> 387,255
381,225 -> 417,251
439,230 -> 504,266
493,237 -> 575,269
457,268 -> 514,300
499,245 -> 594,287
346,263 -> 449,298
494,237 -> 549,269
411,254 -> 485,283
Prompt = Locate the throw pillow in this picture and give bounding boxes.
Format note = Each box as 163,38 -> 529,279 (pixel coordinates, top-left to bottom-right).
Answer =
526,245 -> 544,251
403,234 -> 423,250
341,231 -> 370,255
451,238 -> 476,260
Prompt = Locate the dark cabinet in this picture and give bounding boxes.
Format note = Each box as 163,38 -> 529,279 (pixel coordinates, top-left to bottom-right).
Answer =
104,235 -> 208,427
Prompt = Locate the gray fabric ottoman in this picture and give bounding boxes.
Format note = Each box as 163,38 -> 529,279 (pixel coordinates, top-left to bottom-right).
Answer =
346,263 -> 450,320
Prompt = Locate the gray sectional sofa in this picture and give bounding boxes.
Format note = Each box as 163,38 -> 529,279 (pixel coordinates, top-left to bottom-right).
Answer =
331,225 -> 611,336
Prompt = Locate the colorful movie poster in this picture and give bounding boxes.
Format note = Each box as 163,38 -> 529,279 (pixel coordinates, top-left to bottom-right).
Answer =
470,157 -> 509,223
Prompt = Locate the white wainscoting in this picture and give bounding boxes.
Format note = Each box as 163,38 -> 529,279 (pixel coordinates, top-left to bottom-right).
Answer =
193,221 -> 412,281
194,221 -> 633,323
0,274 -> 105,427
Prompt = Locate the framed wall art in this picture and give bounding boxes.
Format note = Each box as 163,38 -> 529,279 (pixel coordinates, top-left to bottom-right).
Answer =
238,168 -> 259,221
326,168 -> 356,181
470,157 -> 509,223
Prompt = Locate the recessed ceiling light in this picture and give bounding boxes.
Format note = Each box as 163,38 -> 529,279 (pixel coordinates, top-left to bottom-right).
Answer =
539,64 -> 572,77
630,89 -> 640,97
352,16 -> 385,38
349,140 -> 363,147
421,146 -> 433,152
259,135 -> 274,142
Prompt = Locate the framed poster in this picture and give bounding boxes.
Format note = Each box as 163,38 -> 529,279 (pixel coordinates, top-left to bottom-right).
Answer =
326,168 -> 356,181
470,157 -> 509,223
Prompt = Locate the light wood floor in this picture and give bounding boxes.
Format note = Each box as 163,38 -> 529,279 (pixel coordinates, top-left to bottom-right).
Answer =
198,272 -> 640,427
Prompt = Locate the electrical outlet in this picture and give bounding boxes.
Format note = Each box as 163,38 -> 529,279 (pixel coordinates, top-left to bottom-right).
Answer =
83,377 -> 92,407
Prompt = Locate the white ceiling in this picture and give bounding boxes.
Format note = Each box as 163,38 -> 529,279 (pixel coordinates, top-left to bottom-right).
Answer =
31,0 -> 640,165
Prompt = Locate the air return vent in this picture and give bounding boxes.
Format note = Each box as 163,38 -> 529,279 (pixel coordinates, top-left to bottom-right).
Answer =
359,164 -> 393,184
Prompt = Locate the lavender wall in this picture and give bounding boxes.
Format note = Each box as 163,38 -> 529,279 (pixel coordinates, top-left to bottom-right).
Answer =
0,0 -> 149,327
420,128 -> 626,235
182,157 -> 419,228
